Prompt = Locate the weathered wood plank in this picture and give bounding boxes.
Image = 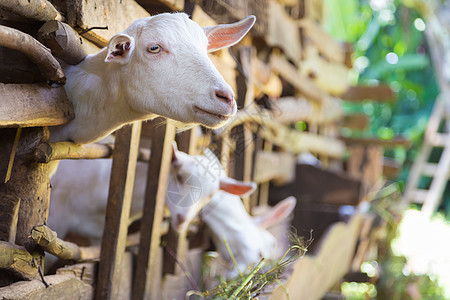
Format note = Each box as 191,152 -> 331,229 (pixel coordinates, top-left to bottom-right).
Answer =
340,85 -> 397,102
95,121 -> 141,300
342,114 -> 370,130
0,128 -> 51,252
272,97 -> 342,124
253,151 -> 295,184
300,46 -> 350,96
133,119 -> 176,300
0,83 -> 73,128
267,0 -> 302,62
38,20 -> 86,65
0,194 -> 20,243
299,17 -> 345,64
67,0 -> 150,47
226,115 -> 346,158
270,54 -> 327,103
340,136 -> 411,148
0,274 -> 93,300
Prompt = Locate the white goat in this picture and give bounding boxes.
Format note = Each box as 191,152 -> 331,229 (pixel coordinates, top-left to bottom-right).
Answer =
49,144 -> 295,273
169,146 -> 297,273
50,13 -> 255,144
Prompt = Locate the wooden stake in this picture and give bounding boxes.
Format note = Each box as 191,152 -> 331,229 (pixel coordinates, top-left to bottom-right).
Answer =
133,119 -> 176,300
95,121 -> 141,300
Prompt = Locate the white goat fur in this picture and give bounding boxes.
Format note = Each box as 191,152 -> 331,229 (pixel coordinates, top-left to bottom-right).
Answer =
49,145 -> 295,273
50,13 -> 255,144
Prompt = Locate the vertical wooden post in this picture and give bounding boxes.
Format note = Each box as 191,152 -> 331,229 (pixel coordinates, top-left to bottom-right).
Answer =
95,121 -> 142,300
0,127 -> 50,251
133,119 -> 176,300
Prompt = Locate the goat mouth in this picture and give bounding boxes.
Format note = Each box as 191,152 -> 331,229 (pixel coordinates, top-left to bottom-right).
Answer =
193,106 -> 231,121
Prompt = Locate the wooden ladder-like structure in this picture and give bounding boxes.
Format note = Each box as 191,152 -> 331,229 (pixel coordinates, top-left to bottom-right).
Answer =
404,94 -> 450,217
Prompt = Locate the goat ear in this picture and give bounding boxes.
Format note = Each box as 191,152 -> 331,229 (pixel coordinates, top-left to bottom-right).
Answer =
203,15 -> 256,52
172,141 -> 179,163
219,177 -> 256,196
105,34 -> 135,64
253,197 -> 297,229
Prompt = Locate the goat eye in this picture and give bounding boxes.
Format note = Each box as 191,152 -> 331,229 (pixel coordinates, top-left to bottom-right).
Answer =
148,44 -> 162,53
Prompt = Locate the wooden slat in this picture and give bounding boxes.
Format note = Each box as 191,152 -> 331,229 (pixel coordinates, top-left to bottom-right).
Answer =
342,114 -> 370,130
0,83 -> 74,128
253,151 -> 295,184
95,121 -> 142,300
0,274 -> 93,299
300,46 -> 350,96
270,54 -> 327,103
67,0 -> 150,47
299,17 -> 345,63
340,85 -> 396,102
133,119 -> 176,300
267,0 -> 302,62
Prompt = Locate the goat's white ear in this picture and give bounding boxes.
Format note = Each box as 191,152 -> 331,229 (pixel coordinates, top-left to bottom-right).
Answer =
219,177 -> 256,196
203,15 -> 256,52
253,196 -> 297,229
105,33 -> 135,64
172,141 -> 179,163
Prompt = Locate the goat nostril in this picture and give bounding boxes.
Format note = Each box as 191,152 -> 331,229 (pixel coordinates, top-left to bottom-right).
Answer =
215,90 -> 234,104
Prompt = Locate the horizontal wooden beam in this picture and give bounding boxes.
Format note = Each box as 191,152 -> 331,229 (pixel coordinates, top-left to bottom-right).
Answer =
253,151 -> 295,184
225,113 -> 346,158
33,142 -> 113,163
340,85 -> 397,102
0,274 -> 93,299
342,114 -> 369,130
67,0 -> 150,47
270,54 -> 327,103
0,83 -> 73,128
340,136 -> 411,148
299,18 -> 345,64
267,0 -> 302,62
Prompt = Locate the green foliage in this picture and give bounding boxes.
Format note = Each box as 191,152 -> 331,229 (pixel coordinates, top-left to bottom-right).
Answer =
324,0 -> 439,188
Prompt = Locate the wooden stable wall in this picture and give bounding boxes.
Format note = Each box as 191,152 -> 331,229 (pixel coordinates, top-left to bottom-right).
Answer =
0,0 -> 398,299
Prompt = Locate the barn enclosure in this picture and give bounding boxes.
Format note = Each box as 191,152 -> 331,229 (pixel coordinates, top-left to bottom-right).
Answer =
1,0 -> 442,299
